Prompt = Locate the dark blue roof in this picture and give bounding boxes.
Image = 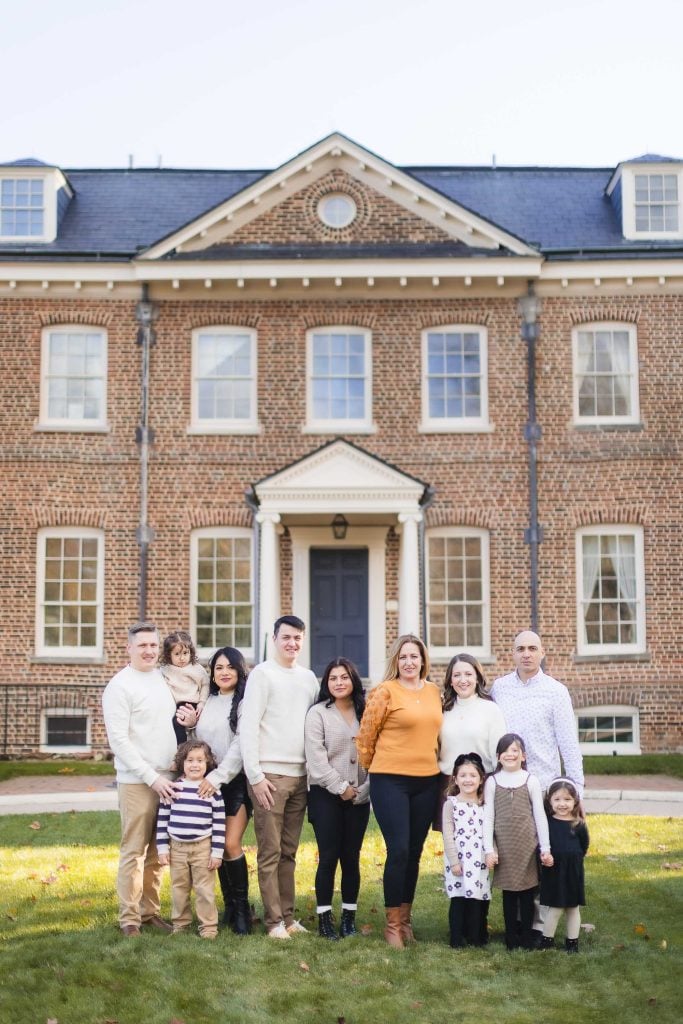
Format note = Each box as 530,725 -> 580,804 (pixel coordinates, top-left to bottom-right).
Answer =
1,157 -> 681,260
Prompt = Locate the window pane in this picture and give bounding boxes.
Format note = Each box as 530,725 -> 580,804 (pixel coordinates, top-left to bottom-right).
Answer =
194,534 -> 252,648
427,533 -> 485,648
40,534 -> 100,651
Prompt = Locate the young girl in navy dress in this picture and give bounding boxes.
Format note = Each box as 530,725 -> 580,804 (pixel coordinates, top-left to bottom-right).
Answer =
442,752 -> 490,947
539,777 -> 589,953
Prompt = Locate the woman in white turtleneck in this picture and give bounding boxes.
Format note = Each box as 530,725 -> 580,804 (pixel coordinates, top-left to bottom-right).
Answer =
434,653 -> 506,830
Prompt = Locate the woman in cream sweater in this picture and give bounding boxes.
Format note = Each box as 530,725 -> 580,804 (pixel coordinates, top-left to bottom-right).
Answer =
357,634 -> 442,949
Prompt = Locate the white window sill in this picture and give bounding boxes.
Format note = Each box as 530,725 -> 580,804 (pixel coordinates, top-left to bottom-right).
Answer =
572,421 -> 643,431
430,649 -> 493,664
39,745 -> 92,754
573,650 -> 649,664
302,423 -> 377,435
580,744 -> 641,756
32,654 -> 106,665
187,423 -> 263,435
419,421 -> 493,434
34,421 -> 111,433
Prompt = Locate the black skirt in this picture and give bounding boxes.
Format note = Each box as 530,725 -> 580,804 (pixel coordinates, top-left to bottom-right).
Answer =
220,772 -> 253,819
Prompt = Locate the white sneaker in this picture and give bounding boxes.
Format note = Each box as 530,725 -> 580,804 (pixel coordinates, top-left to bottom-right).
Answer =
286,920 -> 309,935
268,922 -> 291,940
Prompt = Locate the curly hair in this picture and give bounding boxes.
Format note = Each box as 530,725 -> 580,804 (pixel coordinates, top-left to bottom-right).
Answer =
160,630 -> 198,666
172,739 -> 217,775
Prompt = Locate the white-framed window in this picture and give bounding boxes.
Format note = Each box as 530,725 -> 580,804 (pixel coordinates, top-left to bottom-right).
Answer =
426,527 -> 490,658
39,326 -> 107,429
576,526 -> 645,655
317,193 -> 357,229
36,528 -> 105,657
306,327 -> 373,433
191,528 -> 254,658
420,326 -> 489,432
191,327 -> 258,433
1,176 -> 45,237
40,708 -> 91,753
576,705 -> 641,755
572,323 -> 639,424
635,173 -> 679,233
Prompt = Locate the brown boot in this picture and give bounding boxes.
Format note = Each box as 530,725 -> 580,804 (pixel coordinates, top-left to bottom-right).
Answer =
384,907 -> 405,949
399,903 -> 416,943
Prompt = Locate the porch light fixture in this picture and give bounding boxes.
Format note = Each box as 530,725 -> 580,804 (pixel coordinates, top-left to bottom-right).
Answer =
331,514 -> 349,540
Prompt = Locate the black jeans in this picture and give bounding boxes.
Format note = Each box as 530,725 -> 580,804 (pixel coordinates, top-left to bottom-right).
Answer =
307,785 -> 370,906
370,772 -> 440,908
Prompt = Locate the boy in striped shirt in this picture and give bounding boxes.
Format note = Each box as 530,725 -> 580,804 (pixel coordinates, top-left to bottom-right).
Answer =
157,740 -> 226,938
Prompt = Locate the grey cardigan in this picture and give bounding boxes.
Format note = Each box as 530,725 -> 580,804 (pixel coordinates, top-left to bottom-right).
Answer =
304,702 -> 370,804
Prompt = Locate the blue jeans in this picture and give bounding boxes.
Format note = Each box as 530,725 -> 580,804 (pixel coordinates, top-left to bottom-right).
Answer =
370,772 -> 440,907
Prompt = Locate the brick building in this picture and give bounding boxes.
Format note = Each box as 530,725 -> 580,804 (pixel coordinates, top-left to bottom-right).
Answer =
1,134 -> 681,756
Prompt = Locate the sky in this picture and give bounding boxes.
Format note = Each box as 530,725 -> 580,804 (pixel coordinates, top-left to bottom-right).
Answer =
1,0 -> 681,172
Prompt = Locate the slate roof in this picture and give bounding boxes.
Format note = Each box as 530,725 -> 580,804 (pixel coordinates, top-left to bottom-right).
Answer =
1,157 -> 682,261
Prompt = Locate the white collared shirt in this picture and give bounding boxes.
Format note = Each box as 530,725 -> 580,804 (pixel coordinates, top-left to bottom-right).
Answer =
490,669 -> 584,795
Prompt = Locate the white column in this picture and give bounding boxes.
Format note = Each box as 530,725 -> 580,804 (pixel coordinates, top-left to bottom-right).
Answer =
256,512 -> 281,660
398,512 -> 422,636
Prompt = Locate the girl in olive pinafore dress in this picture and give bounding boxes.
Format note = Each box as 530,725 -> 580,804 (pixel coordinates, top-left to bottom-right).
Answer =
483,733 -> 552,949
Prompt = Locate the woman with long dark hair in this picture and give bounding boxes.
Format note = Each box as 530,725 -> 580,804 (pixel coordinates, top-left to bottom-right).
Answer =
304,657 -> 370,940
195,646 -> 252,934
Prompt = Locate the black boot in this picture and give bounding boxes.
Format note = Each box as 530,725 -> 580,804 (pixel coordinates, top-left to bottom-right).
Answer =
539,936 -> 556,950
565,938 -> 579,953
217,861 -> 235,928
317,910 -> 339,940
339,908 -> 357,938
225,854 -> 252,935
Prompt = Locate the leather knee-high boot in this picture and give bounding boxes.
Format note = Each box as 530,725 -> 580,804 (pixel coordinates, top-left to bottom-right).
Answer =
225,854 -> 252,935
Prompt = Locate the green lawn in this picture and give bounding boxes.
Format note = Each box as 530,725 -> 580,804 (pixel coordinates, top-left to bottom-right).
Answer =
0,811 -> 680,1024
0,759 -> 115,782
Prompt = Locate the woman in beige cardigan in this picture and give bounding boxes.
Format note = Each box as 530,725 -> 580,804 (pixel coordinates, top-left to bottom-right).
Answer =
304,658 -> 370,941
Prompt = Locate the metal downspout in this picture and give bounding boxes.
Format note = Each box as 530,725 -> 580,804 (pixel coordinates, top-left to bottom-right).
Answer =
135,286 -> 158,622
519,284 -> 543,633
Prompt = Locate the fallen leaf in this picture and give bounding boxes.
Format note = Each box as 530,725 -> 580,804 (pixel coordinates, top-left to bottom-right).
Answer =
410,1002 -> 424,1009
29,821 -> 42,831
662,862 -> 682,870
47,1018 -> 58,1024
360,924 -> 374,936
634,923 -> 648,936
6,909 -> 17,920
605,855 -> 619,862
648,997 -> 657,1006
370,906 -> 378,914
56,864 -> 69,872
337,1017 -> 346,1024
581,922 -> 596,932
41,874 -> 58,886
27,873 -> 38,880
660,939 -> 668,950
299,962 -> 310,973
168,1019 -> 186,1024
612,943 -> 626,951
57,767 -> 74,774
656,844 -> 668,851
86,786 -> 96,792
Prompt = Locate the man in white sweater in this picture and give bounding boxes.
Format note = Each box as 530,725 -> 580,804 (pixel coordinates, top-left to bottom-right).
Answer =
240,614 -> 319,938
102,622 -> 179,937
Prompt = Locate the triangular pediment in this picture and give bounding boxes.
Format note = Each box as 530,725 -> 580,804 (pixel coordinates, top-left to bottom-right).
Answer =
253,438 -> 427,515
141,133 -> 535,259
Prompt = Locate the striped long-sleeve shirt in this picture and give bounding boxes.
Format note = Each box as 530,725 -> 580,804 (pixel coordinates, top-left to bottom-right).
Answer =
156,779 -> 226,858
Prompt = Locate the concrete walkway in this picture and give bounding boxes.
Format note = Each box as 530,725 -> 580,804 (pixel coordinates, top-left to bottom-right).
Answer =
0,772 -> 681,816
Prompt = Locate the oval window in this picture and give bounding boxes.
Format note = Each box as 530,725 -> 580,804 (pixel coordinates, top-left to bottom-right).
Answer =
317,193 -> 357,229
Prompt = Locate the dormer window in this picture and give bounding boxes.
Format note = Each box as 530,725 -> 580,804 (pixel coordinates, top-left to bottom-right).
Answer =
0,163 -> 72,243
1,177 -> 44,237
607,157 -> 683,240
634,173 -> 678,232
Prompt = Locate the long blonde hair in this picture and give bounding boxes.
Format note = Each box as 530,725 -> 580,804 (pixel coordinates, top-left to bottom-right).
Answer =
383,633 -> 430,683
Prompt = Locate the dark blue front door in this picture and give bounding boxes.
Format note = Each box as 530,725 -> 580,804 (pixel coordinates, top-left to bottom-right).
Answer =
310,548 -> 369,678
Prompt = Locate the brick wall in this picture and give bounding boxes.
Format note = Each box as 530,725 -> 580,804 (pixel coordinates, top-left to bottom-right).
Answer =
1,289 -> 682,754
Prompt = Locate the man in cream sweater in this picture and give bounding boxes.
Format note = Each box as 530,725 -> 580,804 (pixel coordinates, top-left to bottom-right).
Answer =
240,614 -> 319,938
102,622 -> 179,937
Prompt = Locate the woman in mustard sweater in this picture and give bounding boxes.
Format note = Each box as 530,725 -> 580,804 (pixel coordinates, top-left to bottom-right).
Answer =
357,634 -> 442,948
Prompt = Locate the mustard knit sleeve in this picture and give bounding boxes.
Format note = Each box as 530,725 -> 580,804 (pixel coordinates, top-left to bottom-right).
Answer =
356,684 -> 391,770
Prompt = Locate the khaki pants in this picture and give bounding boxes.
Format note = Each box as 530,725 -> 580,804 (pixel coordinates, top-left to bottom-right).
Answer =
248,773 -> 307,932
169,837 -> 218,938
116,782 -> 164,928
